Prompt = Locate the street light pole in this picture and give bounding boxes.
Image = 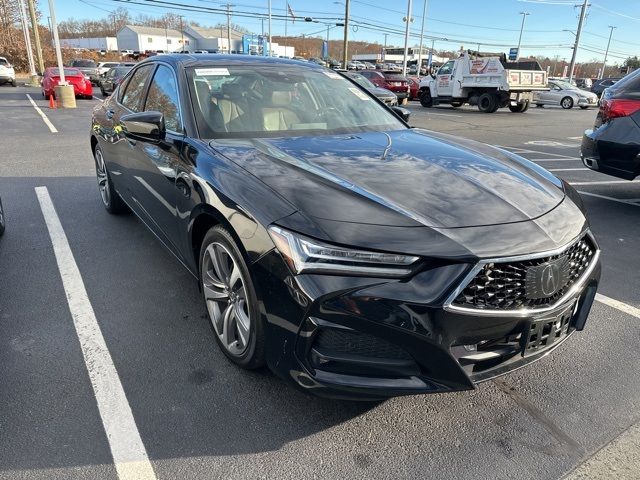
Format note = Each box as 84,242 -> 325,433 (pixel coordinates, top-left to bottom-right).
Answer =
417,0 -> 427,74
342,0 -> 350,68
516,11 -> 529,60
568,0 -> 588,83
600,25 -> 616,80
401,0 -> 413,77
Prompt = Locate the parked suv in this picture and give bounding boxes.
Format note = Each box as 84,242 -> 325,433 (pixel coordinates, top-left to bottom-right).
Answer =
359,70 -> 410,102
69,59 -> 99,84
582,68 -> 640,180
0,56 -> 16,87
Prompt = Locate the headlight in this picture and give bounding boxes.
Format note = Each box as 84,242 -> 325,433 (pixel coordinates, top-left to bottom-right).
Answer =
268,226 -> 420,277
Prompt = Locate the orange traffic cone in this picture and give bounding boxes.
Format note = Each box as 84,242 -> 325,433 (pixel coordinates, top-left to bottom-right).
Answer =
49,94 -> 56,109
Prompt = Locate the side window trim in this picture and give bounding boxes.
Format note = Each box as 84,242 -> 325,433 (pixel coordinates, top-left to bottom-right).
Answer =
142,62 -> 184,135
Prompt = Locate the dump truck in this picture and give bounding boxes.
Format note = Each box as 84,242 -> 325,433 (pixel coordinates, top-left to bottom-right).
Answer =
418,50 -> 548,113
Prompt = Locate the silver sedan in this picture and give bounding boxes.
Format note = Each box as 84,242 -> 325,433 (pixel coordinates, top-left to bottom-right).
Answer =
533,80 -> 599,109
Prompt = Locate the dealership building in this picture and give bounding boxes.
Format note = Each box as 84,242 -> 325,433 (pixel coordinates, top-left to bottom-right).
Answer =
58,25 -> 294,57
352,47 -> 449,67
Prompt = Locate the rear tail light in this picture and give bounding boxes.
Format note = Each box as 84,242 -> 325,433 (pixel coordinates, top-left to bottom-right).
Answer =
601,98 -> 640,122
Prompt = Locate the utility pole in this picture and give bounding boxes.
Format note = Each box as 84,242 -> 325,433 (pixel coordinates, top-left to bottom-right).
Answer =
48,0 -> 76,107
401,0 -> 413,76
268,0 -> 272,56
342,0 -> 350,68
178,15 -> 184,51
384,33 -> 388,49
568,0 -> 588,83
516,11 -> 529,60
26,0 -> 44,74
17,0 -> 37,83
417,0 -> 427,74
225,4 -> 233,54
600,25 -> 616,79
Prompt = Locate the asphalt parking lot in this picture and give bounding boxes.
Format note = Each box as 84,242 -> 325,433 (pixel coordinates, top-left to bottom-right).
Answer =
1,85 -> 639,480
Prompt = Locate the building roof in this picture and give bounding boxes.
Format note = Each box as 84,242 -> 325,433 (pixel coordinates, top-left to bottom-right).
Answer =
186,25 -> 245,40
120,25 -> 185,38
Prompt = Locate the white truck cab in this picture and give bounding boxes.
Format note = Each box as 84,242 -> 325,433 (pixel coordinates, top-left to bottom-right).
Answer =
419,50 -> 548,113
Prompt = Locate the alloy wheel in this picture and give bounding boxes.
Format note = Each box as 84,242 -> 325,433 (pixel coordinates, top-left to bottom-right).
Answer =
95,148 -> 111,207
202,242 -> 252,356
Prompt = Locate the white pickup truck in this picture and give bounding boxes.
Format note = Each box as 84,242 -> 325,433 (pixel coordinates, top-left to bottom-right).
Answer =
418,51 -> 548,113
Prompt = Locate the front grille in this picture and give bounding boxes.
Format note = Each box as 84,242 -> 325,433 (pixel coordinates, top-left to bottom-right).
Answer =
453,234 -> 596,310
313,329 -> 412,361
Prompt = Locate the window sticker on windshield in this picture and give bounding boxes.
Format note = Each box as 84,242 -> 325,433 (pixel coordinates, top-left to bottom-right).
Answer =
348,87 -> 370,100
323,71 -> 342,79
195,68 -> 230,76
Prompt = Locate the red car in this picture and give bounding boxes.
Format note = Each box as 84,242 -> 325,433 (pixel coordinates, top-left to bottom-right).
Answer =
359,70 -> 410,101
41,67 -> 93,99
407,76 -> 420,100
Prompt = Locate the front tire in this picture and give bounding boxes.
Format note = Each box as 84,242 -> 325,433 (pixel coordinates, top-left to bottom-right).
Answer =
420,90 -> 433,108
94,145 -> 129,214
200,226 -> 265,369
561,96 -> 574,109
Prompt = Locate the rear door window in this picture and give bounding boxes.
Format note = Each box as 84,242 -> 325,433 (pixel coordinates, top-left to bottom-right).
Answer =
120,64 -> 154,112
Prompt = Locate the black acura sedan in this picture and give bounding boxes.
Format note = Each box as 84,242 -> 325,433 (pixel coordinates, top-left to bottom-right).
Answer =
90,55 -> 600,400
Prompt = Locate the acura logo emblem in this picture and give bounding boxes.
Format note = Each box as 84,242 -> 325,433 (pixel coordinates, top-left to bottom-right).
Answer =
540,263 -> 561,296
525,258 -> 570,300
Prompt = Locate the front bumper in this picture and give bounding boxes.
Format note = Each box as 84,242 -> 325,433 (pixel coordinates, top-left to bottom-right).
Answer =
582,120 -> 640,180
577,97 -> 598,107
255,237 -> 601,400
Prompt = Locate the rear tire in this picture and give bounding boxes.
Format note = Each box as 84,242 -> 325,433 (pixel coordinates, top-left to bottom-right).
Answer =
509,101 -> 530,113
199,226 -> 265,369
94,145 -> 129,214
420,90 -> 433,108
561,96 -> 574,109
478,93 -> 496,113
101,86 -> 107,97
10,79 -> 16,87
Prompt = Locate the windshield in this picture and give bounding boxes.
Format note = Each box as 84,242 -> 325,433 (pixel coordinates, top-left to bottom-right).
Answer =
553,81 -> 577,90
114,67 -> 132,77
72,60 -> 97,68
188,65 -> 405,139
346,73 -> 376,90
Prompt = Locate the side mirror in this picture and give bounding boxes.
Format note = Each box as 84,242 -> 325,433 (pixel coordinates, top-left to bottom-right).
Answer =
391,106 -> 411,123
120,111 -> 165,142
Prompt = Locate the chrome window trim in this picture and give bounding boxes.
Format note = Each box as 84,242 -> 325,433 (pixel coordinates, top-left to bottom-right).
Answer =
443,230 -> 600,317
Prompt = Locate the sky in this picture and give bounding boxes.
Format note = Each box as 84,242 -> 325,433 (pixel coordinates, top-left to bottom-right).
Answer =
40,0 -> 640,63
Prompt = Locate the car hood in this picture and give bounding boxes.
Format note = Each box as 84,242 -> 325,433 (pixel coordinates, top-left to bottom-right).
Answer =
209,129 -> 565,230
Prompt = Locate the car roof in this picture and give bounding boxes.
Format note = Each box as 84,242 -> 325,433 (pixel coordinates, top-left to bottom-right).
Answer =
135,53 -> 325,71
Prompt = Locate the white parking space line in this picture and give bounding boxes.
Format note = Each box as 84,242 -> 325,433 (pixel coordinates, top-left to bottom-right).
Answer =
567,136 -> 583,140
577,191 -> 640,207
596,294 -> 640,319
35,187 -> 157,480
548,168 -> 589,172
94,97 -> 104,102
494,145 -> 579,158
26,94 -> 58,133
571,180 -> 640,186
424,112 -> 463,117
528,158 -> 580,162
